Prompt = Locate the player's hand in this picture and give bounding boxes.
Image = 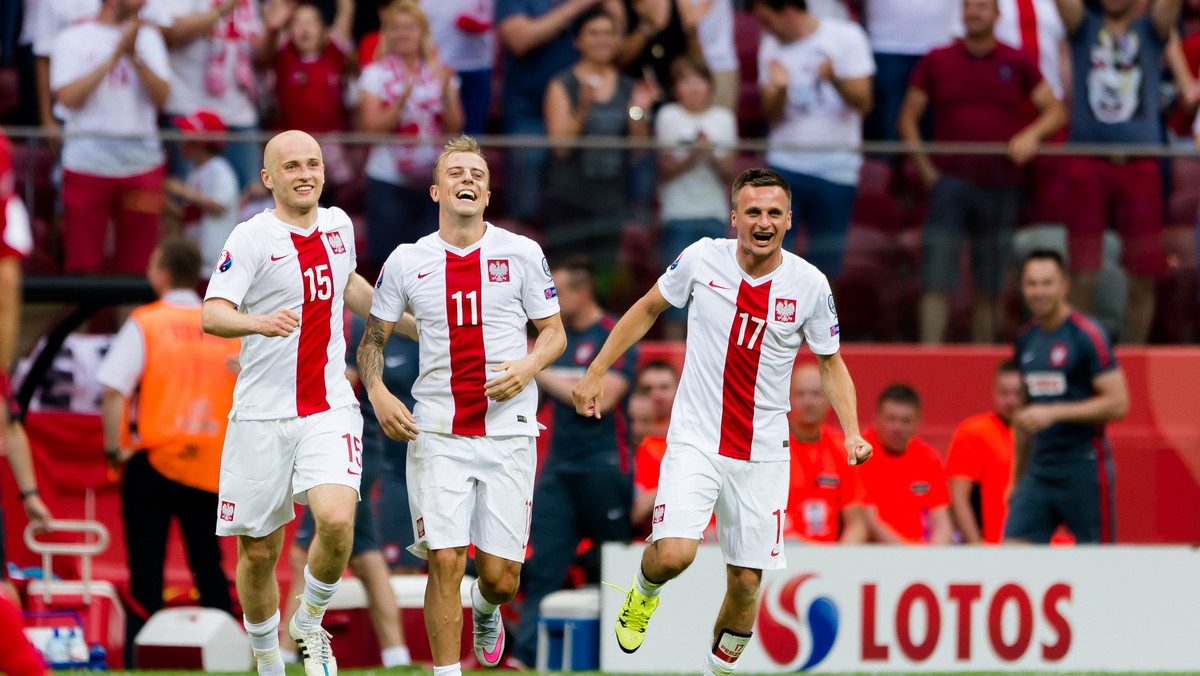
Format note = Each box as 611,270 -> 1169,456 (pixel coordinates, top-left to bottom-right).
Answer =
374,392 -> 419,441
677,0 -> 713,34
572,371 -> 604,419
845,434 -> 872,466
766,59 -> 790,90
1015,404 -> 1057,434
255,308 -> 300,337
263,0 -> 297,32
115,19 -> 141,58
816,56 -> 835,82
485,358 -> 537,402
1007,129 -> 1040,166
23,495 -> 53,534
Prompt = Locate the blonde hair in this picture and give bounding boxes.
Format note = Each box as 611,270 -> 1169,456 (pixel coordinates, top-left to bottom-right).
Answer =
385,0 -> 434,62
433,135 -> 488,182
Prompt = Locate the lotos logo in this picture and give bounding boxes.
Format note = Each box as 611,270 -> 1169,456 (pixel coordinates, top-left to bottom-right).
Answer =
488,259 -> 510,283
758,574 -> 838,671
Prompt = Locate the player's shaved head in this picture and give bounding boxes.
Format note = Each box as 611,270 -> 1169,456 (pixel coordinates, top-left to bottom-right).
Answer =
264,130 -> 322,171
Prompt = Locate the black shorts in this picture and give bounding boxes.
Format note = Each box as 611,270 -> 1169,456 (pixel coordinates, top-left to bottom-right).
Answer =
1004,450 -> 1116,544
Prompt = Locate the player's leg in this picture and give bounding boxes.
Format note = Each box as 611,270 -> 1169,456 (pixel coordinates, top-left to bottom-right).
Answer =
510,469 -> 582,668
279,510 -> 316,660
295,483 -> 357,629
1057,451 -> 1116,544
425,546 -> 469,668
703,455 -> 787,676
470,435 -> 538,668
617,444 -> 720,653
237,528 -> 287,676
1003,471 -> 1058,544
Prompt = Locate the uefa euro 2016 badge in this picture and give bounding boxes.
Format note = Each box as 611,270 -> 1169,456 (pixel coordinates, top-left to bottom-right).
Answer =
215,250 -> 233,273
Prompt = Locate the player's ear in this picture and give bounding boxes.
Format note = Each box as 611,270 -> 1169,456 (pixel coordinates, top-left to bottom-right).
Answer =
430,184 -> 440,203
484,189 -> 491,206
786,211 -> 792,230
260,168 -> 271,191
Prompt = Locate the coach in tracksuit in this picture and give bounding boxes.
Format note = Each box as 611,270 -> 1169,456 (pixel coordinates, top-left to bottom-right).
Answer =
1006,249 -> 1129,544
510,256 -> 638,667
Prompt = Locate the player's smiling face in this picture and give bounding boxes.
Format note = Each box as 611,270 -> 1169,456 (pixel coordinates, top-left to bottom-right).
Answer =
731,185 -> 791,261
262,132 -> 324,213
1021,258 -> 1068,320
432,151 -> 491,217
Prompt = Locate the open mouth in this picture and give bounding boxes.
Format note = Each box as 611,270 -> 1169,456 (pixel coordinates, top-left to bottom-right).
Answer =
752,231 -> 773,244
295,184 -> 315,196
455,188 -> 478,203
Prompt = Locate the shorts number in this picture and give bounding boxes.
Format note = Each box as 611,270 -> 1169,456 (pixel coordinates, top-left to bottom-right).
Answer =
773,508 -> 782,546
342,433 -> 363,475
304,265 -> 333,302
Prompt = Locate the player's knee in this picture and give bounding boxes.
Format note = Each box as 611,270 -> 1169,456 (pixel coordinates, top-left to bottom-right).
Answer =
653,545 -> 695,577
727,567 -> 761,603
241,540 -> 281,571
314,506 -> 355,541
428,548 -> 465,577
480,566 -> 521,603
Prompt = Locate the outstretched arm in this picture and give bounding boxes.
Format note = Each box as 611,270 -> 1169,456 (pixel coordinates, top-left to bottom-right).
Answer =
573,284 -> 672,418
816,351 -> 871,465
357,314 -> 418,441
344,272 -> 417,340
202,298 -> 299,338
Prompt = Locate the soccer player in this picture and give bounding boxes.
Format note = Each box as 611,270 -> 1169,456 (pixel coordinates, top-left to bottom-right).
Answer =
785,363 -> 867,543
359,135 -> 566,676
202,130 -> 412,676
1006,249 -> 1128,543
945,359 -> 1022,544
573,168 -> 870,676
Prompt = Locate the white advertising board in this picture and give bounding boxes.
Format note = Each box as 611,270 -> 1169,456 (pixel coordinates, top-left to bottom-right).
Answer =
599,544 -> 1200,672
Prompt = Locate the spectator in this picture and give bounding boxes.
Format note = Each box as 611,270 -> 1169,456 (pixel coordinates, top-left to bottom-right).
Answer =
785,363 -> 868,543
95,238 -> 237,663
154,0 -> 293,190
630,361 -> 677,532
626,392 -> 655,449
862,0 -> 958,142
1,128 -> 53,606
419,0 -> 496,133
1007,249 -> 1128,543
857,384 -> 953,544
163,110 -> 239,272
1056,0 -> 1180,344
754,0 -> 874,281
900,0 -> 1068,344
50,0 -> 170,274
495,0 -> 599,223
358,0 -> 464,275
655,55 -> 737,339
946,359 -> 1021,544
612,0 -> 704,91
542,7 -> 656,277
511,256 -> 637,669
27,0 -> 101,155
692,0 -> 738,111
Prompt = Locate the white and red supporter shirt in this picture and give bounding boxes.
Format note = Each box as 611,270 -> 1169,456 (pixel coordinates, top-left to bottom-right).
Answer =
370,222 -> 560,437
205,207 -> 358,420
0,131 -> 32,261
660,238 -> 840,462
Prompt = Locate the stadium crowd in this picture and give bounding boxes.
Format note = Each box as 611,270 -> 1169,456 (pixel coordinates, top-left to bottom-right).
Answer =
0,0 -> 1185,672
0,0 -> 1198,344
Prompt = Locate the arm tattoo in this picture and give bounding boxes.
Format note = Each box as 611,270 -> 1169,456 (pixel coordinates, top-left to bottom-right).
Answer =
357,315 -> 390,389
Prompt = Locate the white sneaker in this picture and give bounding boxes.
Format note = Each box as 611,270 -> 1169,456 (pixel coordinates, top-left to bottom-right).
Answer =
289,613 -> 337,676
472,605 -> 505,668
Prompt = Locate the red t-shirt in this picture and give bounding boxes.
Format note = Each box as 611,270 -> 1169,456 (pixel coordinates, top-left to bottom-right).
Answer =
273,42 -> 348,133
1168,32 -> 1200,137
858,429 -> 950,543
785,428 -> 866,542
359,31 -> 384,67
909,39 -> 1042,186
634,436 -> 668,493
946,412 -> 1013,544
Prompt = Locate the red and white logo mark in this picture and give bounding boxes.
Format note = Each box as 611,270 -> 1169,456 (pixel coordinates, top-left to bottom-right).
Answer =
326,232 -> 347,254
219,501 -> 235,522
488,259 -> 510,283
653,504 -> 666,525
775,299 -> 797,323
416,517 -> 425,538
1049,343 -> 1069,367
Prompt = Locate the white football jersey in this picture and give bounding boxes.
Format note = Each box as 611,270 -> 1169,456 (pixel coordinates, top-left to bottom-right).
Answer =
660,238 -> 840,462
371,223 -> 560,437
205,207 -> 359,420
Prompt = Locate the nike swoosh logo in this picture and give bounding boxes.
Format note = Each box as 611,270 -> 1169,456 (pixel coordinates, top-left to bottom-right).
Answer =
270,254 -> 291,261
417,270 -> 436,279
708,281 -> 730,290
483,620 -> 505,664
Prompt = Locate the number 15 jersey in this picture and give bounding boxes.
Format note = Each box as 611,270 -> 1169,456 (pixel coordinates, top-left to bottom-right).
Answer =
661,238 -> 840,462
371,223 -> 561,437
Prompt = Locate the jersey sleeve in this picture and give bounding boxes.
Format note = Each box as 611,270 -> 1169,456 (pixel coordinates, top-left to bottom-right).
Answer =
945,423 -> 985,482
135,26 -> 171,81
834,22 -> 875,80
95,317 -> 146,397
370,247 -> 408,323
49,30 -> 89,91
331,207 -> 358,274
657,239 -> 706,308
756,35 -> 779,88
1077,321 -> 1117,378
204,224 -> 260,307
801,273 -> 839,356
520,240 -> 560,320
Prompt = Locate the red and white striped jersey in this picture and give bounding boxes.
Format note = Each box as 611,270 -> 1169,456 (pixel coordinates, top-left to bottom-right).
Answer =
370,223 -> 560,437
660,238 -> 840,462
205,207 -> 358,420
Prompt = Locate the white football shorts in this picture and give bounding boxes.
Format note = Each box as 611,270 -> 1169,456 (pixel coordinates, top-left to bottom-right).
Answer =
406,431 -> 536,563
651,442 -> 789,570
216,405 -> 364,538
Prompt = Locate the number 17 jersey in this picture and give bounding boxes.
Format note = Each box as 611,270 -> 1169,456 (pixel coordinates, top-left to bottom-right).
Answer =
370,223 -> 561,437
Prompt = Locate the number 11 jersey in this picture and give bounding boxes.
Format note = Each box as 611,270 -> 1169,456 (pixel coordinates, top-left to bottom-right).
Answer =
371,223 -> 561,437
